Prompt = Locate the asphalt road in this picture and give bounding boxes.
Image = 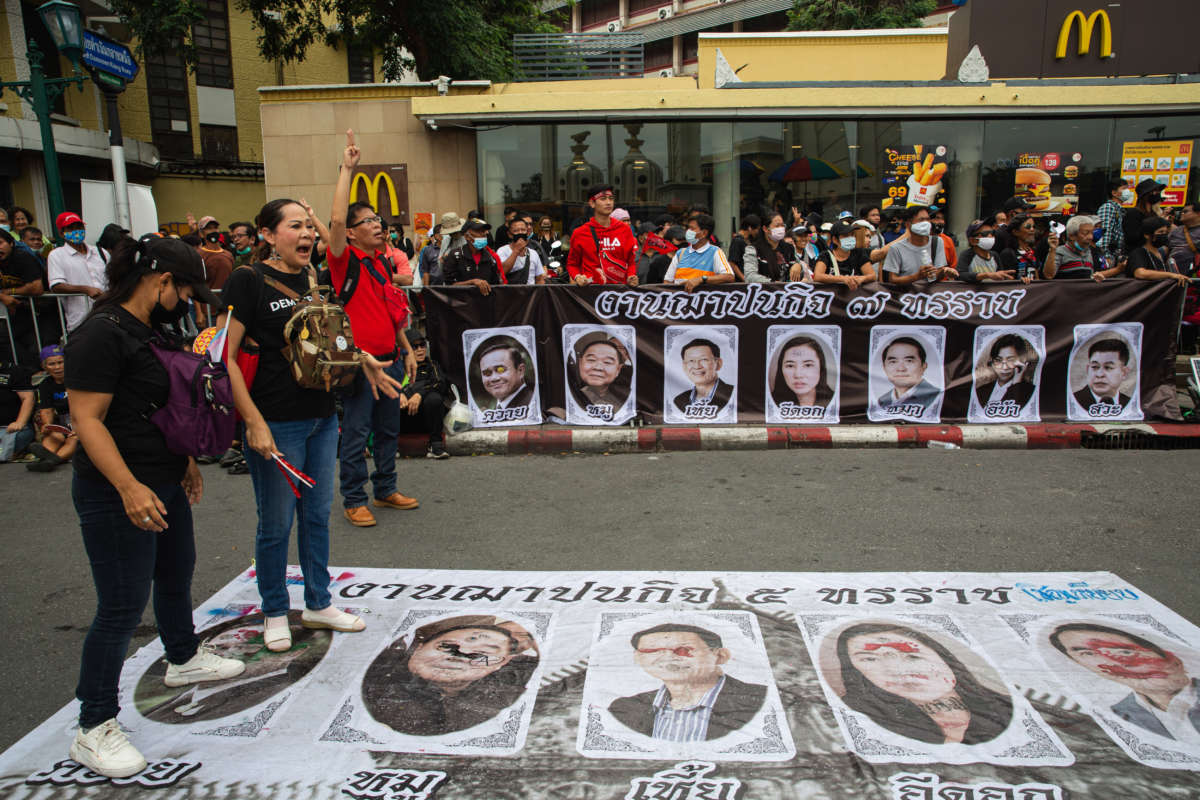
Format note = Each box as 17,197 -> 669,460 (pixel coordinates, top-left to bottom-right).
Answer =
2,447 -> 1197,751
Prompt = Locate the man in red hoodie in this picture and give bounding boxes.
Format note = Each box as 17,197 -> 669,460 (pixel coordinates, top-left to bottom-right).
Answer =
567,185 -> 639,286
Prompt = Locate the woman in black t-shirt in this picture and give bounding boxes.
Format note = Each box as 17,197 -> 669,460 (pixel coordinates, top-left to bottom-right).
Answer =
1125,216 -> 1190,287
224,167 -> 400,655
813,220 -> 881,290
65,237 -> 245,778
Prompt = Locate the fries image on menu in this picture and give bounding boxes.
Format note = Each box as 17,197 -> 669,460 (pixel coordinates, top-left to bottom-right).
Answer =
907,152 -> 945,206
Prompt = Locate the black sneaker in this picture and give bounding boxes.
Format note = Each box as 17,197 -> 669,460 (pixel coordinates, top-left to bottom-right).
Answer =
426,440 -> 450,459
227,461 -> 250,475
26,454 -> 62,472
196,454 -> 220,465
218,447 -> 244,468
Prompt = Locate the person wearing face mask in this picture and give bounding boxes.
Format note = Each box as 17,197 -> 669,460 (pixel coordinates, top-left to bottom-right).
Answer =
65,236 -> 246,777
195,225 -> 234,326
743,214 -> 793,283
1052,215 -> 1121,282
0,226 -> 46,366
928,207 -> 958,270
379,220 -> 415,288
813,220 -> 883,290
419,222 -> 445,285
957,219 -> 1013,282
229,222 -> 257,268
787,226 -> 818,282
1123,179 -> 1166,251
47,212 -> 109,331
444,218 -> 507,295
495,217 -> 546,285
1096,179 -> 1132,263
881,207 -> 955,285
1168,202 -> 1200,277
1124,217 -> 1190,287
663,214 -> 735,293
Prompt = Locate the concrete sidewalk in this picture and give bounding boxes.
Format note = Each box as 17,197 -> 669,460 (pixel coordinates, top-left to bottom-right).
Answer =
400,422 -> 1200,456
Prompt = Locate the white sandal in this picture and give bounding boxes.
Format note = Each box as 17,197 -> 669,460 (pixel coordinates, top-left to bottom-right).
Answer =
263,616 -> 292,652
301,607 -> 365,632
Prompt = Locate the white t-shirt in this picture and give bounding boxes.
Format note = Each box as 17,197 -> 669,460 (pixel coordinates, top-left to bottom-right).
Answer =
495,244 -> 545,284
47,244 -> 109,330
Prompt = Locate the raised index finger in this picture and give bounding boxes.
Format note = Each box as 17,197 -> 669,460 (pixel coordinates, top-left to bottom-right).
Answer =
346,129 -> 356,146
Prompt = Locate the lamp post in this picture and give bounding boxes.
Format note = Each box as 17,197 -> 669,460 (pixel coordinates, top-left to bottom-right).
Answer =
0,1 -> 87,228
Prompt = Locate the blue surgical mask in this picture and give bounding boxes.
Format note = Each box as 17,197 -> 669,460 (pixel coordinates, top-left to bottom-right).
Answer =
839,236 -> 856,251
0,224 -> 9,232
64,229 -> 87,244
684,229 -> 699,244
472,237 -> 488,250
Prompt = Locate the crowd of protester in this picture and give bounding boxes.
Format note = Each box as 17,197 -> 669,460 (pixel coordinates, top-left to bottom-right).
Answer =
3,128 -> 1200,778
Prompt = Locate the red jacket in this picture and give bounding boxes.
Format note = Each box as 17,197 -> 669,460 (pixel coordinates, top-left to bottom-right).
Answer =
567,218 -> 638,284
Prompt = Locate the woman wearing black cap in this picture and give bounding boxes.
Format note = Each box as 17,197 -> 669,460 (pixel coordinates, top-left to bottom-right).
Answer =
64,237 -> 245,778
1123,179 -> 1166,251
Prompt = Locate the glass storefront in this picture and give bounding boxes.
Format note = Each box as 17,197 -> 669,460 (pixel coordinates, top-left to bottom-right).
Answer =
476,114 -> 1200,242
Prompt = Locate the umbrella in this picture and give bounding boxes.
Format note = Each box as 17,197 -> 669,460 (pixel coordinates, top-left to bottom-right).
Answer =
740,158 -> 765,173
856,161 -> 874,178
769,156 -> 845,183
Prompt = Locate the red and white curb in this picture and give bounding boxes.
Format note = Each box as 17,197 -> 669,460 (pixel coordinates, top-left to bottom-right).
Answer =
397,423 -> 1200,457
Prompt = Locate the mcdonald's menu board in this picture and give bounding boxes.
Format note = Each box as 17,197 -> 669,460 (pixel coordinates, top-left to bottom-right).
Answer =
881,145 -> 949,210
1120,140 -> 1193,208
1013,152 -> 1082,216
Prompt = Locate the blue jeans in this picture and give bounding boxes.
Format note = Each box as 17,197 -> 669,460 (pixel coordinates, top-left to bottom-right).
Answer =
338,363 -> 404,508
245,414 -> 338,617
73,476 -> 199,728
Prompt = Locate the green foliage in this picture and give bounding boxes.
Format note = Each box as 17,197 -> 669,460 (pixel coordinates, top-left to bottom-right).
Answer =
110,0 -> 557,82
786,0 -> 937,31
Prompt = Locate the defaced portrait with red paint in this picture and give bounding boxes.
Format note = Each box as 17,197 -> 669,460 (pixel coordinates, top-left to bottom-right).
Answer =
1049,622 -> 1200,743
832,622 -> 1013,745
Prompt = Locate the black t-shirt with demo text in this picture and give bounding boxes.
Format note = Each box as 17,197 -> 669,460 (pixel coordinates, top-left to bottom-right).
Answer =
65,306 -> 188,487
0,364 -> 32,424
222,262 -> 336,422
818,247 -> 874,276
36,377 -> 69,416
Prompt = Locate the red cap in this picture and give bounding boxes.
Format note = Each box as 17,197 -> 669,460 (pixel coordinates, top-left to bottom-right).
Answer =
56,212 -> 83,232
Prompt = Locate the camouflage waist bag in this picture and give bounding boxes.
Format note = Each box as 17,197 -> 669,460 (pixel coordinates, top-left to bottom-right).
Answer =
261,267 -> 361,391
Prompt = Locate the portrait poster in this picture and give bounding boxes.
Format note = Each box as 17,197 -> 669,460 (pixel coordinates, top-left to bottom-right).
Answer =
967,325 -> 1046,423
562,325 -> 637,426
1002,613 -> 1200,771
576,610 -> 794,761
133,609 -> 333,732
867,325 -> 946,423
320,609 -> 552,756
7,569 -> 1200,798
764,325 -> 842,424
1066,323 -> 1143,422
462,326 -> 542,428
662,325 -> 738,424
797,613 -> 1073,767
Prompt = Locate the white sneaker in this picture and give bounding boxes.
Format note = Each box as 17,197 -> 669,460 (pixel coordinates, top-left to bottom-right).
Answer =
70,719 -> 147,778
163,644 -> 246,687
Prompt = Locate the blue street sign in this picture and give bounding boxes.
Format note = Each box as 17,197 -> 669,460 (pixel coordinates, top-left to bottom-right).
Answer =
82,30 -> 139,82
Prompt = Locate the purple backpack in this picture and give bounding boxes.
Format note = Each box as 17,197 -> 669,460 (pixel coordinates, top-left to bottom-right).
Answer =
146,340 -> 236,457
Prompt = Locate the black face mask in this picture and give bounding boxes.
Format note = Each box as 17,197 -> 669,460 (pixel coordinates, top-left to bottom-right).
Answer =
151,299 -> 189,326
512,233 -> 528,242
1152,233 -> 1170,248
205,232 -> 221,244
931,223 -> 944,235
1148,193 -> 1162,205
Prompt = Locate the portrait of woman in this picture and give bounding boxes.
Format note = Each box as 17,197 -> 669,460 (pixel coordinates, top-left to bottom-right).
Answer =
771,335 -> 835,411
566,329 -> 634,420
834,622 -> 1013,746
134,611 -> 331,724
362,615 -> 541,737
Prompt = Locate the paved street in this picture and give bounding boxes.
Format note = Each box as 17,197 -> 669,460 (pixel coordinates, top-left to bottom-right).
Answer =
2,448 -> 1197,751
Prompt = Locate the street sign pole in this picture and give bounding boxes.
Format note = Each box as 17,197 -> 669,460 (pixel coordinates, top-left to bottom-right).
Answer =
82,31 -> 138,230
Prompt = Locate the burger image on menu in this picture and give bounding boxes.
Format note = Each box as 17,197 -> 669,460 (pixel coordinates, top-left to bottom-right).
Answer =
1015,167 -> 1053,212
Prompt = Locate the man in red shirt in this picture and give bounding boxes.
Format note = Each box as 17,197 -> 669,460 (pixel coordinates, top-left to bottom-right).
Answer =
567,185 -> 639,286
328,130 -> 420,527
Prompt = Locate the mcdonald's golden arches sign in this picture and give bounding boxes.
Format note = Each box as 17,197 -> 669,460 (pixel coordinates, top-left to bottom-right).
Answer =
349,164 -> 410,225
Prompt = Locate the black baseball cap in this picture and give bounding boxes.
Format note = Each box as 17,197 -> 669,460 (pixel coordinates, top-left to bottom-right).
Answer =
406,328 -> 426,345
141,236 -> 221,307
966,219 -> 994,237
465,218 -> 491,232
831,220 -> 855,237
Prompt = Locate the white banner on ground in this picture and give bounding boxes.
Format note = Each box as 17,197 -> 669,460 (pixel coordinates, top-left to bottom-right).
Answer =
1,569 -> 1198,799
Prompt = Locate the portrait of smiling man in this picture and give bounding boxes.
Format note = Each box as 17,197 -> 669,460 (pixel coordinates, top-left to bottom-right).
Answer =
608,623 -> 767,742
566,329 -> 634,423
476,340 -> 534,411
875,336 -> 941,415
1050,622 -> 1200,744
671,337 -> 735,417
